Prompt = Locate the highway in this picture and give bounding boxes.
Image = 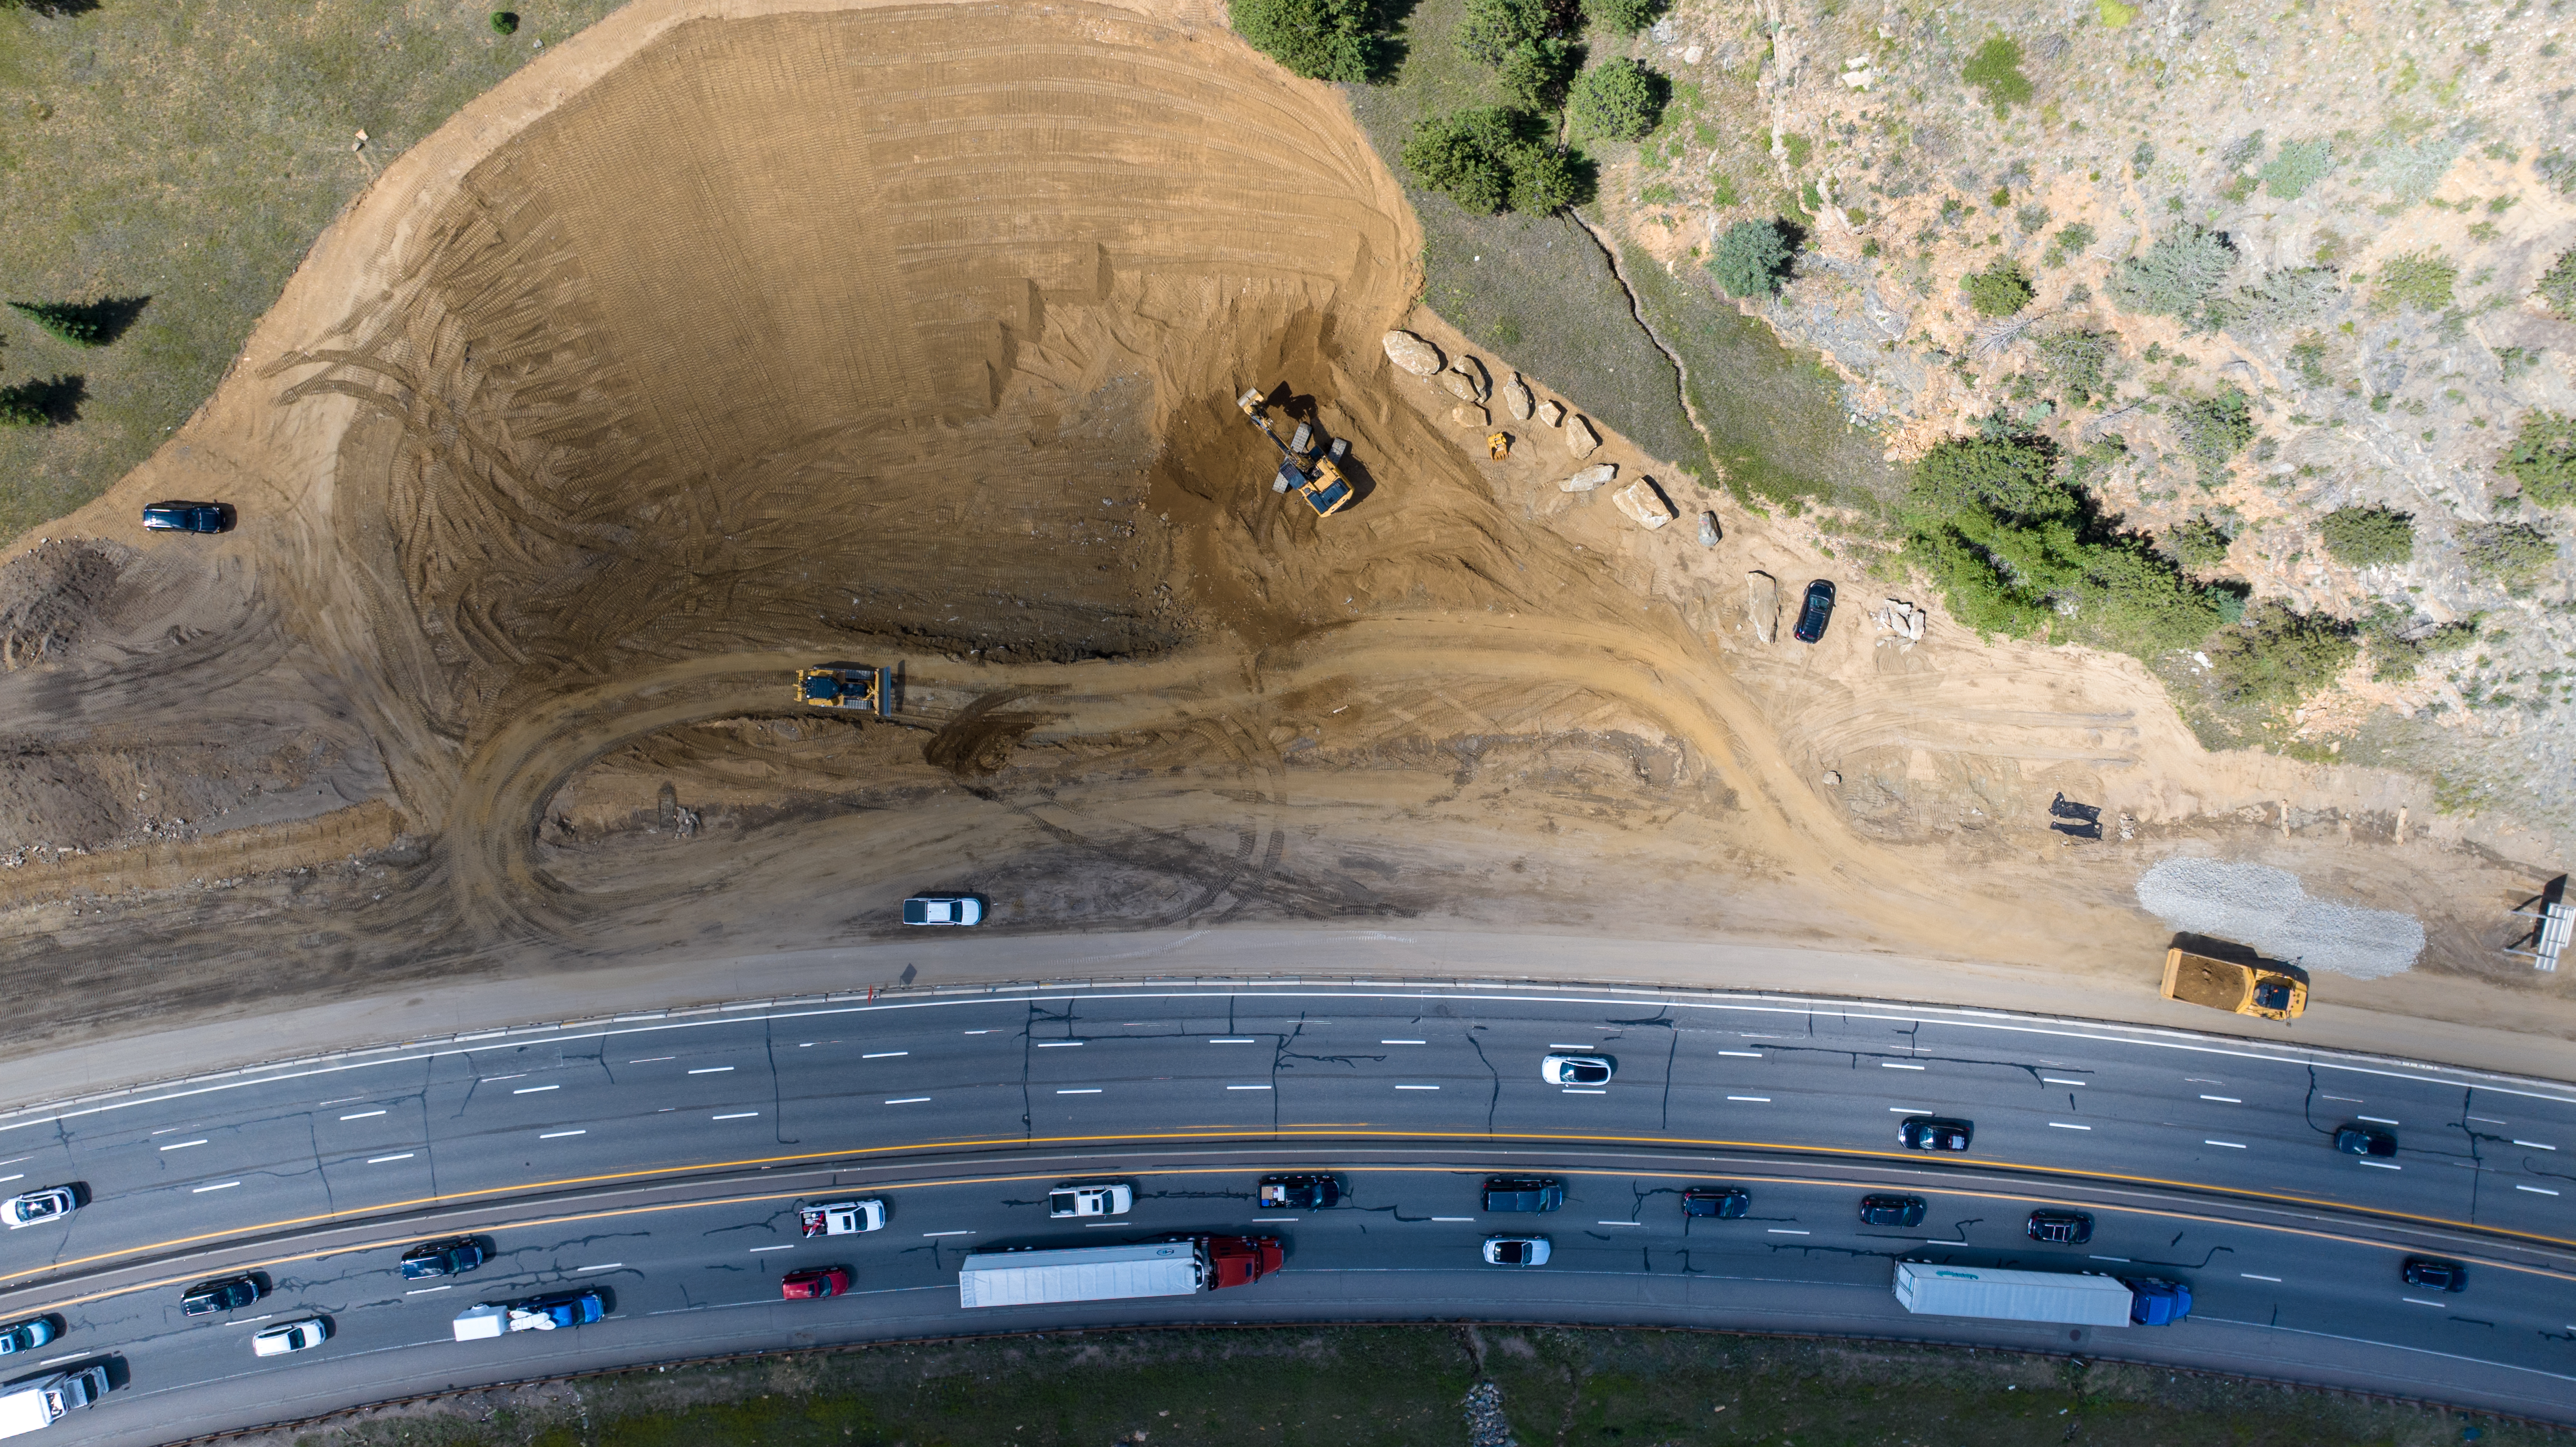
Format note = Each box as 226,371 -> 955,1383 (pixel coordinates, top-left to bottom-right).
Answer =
1,983 -> 2573,1441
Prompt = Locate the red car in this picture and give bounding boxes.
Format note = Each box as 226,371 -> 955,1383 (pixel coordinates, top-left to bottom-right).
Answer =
780,1266 -> 851,1300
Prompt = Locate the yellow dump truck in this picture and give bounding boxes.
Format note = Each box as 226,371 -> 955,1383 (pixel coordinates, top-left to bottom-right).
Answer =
2161,947 -> 2307,1021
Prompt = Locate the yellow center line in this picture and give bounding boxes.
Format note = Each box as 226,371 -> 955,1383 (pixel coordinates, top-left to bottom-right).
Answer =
8,1126 -> 2565,1291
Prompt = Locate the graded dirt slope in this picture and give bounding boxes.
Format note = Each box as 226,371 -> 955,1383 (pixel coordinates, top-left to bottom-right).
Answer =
0,0 -> 2565,1073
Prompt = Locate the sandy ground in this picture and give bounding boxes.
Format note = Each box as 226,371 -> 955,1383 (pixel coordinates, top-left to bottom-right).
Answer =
0,0 -> 2566,1090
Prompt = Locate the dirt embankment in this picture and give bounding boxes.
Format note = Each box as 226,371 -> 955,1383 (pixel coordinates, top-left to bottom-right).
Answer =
0,0 -> 2564,1072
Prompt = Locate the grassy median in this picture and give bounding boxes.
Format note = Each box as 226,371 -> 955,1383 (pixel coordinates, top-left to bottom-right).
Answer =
267,1326 -> 2546,1447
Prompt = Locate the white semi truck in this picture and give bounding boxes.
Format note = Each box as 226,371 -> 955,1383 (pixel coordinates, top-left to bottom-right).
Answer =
1892,1261 -> 2191,1327
0,1367 -> 109,1439
957,1236 -> 1282,1308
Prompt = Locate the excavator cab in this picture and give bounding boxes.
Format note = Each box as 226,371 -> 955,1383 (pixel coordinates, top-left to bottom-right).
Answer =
1239,389 -> 1354,518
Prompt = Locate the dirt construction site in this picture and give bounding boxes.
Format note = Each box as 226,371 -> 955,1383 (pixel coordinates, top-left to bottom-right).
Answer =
0,0 -> 2569,1075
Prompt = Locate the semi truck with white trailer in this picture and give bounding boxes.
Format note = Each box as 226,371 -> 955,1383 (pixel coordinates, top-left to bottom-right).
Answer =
1892,1262 -> 2191,1326
958,1236 -> 1282,1308
0,1368 -> 108,1439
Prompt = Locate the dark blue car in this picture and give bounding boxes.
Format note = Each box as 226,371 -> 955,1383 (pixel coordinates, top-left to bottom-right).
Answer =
1793,579 -> 1836,642
142,501 -> 228,533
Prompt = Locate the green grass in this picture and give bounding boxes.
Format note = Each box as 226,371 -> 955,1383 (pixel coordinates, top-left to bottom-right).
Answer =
0,0 -> 623,541
273,1326 -> 2565,1447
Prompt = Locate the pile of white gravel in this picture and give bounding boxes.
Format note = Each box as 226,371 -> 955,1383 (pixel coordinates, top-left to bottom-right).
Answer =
2133,856 -> 2426,979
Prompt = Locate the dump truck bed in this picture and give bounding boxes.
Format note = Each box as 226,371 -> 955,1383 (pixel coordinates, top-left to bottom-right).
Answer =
2162,949 -> 2252,1011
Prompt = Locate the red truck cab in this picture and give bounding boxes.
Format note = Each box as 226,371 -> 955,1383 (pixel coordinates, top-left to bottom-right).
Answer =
1205,1235 -> 1284,1289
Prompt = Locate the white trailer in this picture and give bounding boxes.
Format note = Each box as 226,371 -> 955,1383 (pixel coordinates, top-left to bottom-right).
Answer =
0,1368 -> 108,1439
1892,1261 -> 2137,1327
960,1241 -> 1203,1308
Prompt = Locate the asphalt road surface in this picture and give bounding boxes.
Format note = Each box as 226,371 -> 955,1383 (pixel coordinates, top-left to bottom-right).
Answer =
2,984 -> 2572,1442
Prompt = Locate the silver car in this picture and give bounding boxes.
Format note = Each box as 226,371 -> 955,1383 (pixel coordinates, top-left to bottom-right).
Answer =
3,1186 -> 77,1229
251,1319 -> 330,1357
1540,1054 -> 1613,1085
1482,1236 -> 1551,1266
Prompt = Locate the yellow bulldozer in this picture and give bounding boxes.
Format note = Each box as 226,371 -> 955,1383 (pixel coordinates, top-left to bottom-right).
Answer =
795,663 -> 891,718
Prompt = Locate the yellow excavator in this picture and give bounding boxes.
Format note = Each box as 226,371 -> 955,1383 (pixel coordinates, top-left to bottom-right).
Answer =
1238,389 -> 1354,517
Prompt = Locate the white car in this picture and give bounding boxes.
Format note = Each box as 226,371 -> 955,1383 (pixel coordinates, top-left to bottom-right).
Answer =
251,1318 -> 330,1357
1540,1054 -> 1614,1086
1047,1183 -> 1133,1218
1482,1236 -> 1551,1266
902,894 -> 983,926
2,1186 -> 77,1229
799,1198 -> 887,1236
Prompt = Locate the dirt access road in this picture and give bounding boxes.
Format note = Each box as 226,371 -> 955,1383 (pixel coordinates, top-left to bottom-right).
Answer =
0,0 -> 2563,1088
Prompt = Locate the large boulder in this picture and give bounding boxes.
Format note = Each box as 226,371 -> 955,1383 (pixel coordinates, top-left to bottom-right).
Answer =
1383,330 -> 1445,377
1697,511 -> 1721,548
1449,402 -> 1490,428
1502,373 -> 1534,422
1450,354 -> 1490,400
1745,571 -> 1780,643
1566,414 -> 1602,459
1612,478 -> 1674,529
1537,398 -> 1565,427
1560,463 -> 1618,492
1441,371 -> 1481,402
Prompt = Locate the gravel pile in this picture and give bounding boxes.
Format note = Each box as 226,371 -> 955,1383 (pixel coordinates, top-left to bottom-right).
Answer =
1462,1381 -> 1518,1447
2134,856 -> 2425,979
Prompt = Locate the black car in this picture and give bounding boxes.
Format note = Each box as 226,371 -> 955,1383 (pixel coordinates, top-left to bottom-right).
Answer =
1792,579 -> 1836,643
2025,1209 -> 2094,1245
1898,1116 -> 1974,1152
1681,1187 -> 1750,1219
141,501 -> 228,534
1482,1177 -> 1566,1213
180,1276 -> 263,1316
2334,1125 -> 2398,1157
400,1236 -> 489,1279
1258,1174 -> 1342,1210
2402,1256 -> 2468,1292
1859,1194 -> 1926,1228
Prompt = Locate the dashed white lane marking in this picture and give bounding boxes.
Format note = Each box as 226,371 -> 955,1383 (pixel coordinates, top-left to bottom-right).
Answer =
482,1074 -> 526,1083
1227,1085 -> 1273,1091
1718,1050 -> 1763,1058
2513,1140 -> 2558,1150
1209,1039 -> 1258,1045
405,1286 -> 451,1295
628,1057 -> 674,1064
884,1097 -> 931,1105
962,1030 -> 993,1035
1036,1041 -> 1087,1049
1726,1096 -> 1771,1103
1766,1229 -> 1810,1236
1547,1044 -> 1592,1050
2358,1115 -> 2400,1125
2404,1297 -> 2447,1307
35,1354 -> 80,1366
1261,1217 -> 1300,1223
687,1067 -> 734,1075
2042,1077 -> 2086,1086
712,1112 -> 760,1120
1888,1107 -> 1930,1113
862,1052 -> 908,1060
1429,1216 -> 1476,1223
1595,1220 -> 1641,1227
2241,1273 -> 2283,1283
2205,1140 -> 2247,1149
159,1140 -> 208,1151
921,1231 -> 974,1238
366,1153 -> 414,1164
539,1129 -> 586,1139
2319,1094 -> 2363,1103
1881,1063 -> 1925,1071
2199,1095 -> 2241,1103
0,1175 -> 21,1184
2358,1160 -> 2402,1171
192,1181 -> 240,1193
2048,1123 -> 2092,1131
579,1263 -> 622,1273
1055,1088 -> 1102,1096
340,1110 -> 387,1121
2089,1255 -> 2130,1263
2516,1185 -> 2561,1195
1562,1088 -> 1607,1095
1395,1085 -> 1440,1091
513,1085 -> 558,1094
749,1245 -> 795,1253
1382,1040 -> 1427,1045
2468,1116 -> 2509,1125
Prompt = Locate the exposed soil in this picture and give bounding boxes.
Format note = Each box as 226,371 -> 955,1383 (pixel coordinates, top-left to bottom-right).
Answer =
0,0 -> 2569,1077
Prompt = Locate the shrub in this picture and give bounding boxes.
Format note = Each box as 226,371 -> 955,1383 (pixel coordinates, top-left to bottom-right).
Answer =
2372,249 -> 2457,312
2318,505 -> 2415,567
1963,261 -> 2035,318
2033,330 -> 2111,405
1961,36 -> 2033,116
2205,602 -> 2359,708
2220,131 -> 2267,171
2463,520 -> 2557,593
2362,606 -> 2476,682
1400,108 -> 1577,215
2108,226 -> 2235,327
2260,138 -> 2336,200
2209,267 -> 2338,334
1586,0 -> 1662,37
1460,0 -> 1578,107
1507,144 -> 1579,213
1709,219 -> 1793,298
1568,59 -> 1665,142
0,376 -> 79,427
489,10 -> 518,33
2168,515 -> 2232,570
2041,221 -> 2096,269
2503,411 -> 2576,508
2173,385 -> 2255,486
6,300 -> 109,346
2539,248 -> 2576,319
1229,0 -> 1380,81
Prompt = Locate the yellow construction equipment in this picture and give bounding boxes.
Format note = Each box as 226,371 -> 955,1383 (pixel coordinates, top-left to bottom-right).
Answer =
1238,389 -> 1354,517
2160,946 -> 2307,1021
795,663 -> 891,717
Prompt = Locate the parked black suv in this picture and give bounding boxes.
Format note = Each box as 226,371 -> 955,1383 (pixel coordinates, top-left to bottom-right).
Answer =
141,501 -> 229,534
1858,1194 -> 1926,1228
1482,1177 -> 1565,1212
180,1276 -> 264,1317
2025,1209 -> 2094,1245
1680,1187 -> 1750,1219
401,1236 -> 489,1279
1792,579 -> 1836,642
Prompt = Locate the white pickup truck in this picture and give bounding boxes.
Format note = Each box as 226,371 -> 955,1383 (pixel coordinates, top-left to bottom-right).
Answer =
0,1368 -> 108,1439
798,1199 -> 887,1236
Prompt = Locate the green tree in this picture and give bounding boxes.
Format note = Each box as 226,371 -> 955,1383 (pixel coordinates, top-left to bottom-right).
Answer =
2541,248 -> 2576,319
1229,0 -> 1379,82
1460,0 -> 1578,107
1568,59 -> 1664,142
1963,261 -> 2035,318
1709,219 -> 1793,298
1402,109 -> 1516,214
2463,520 -> 2557,594
2107,226 -> 2234,326
1505,144 -> 1578,213
2174,385 -> 2254,486
7,300 -> 108,347
1961,36 -> 2033,116
1586,0 -> 1662,36
2504,411 -> 2576,507
2205,603 -> 2359,708
2371,249 -> 2457,312
2033,330 -> 2111,405
2318,505 -> 2415,567
2168,515 -> 2232,570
